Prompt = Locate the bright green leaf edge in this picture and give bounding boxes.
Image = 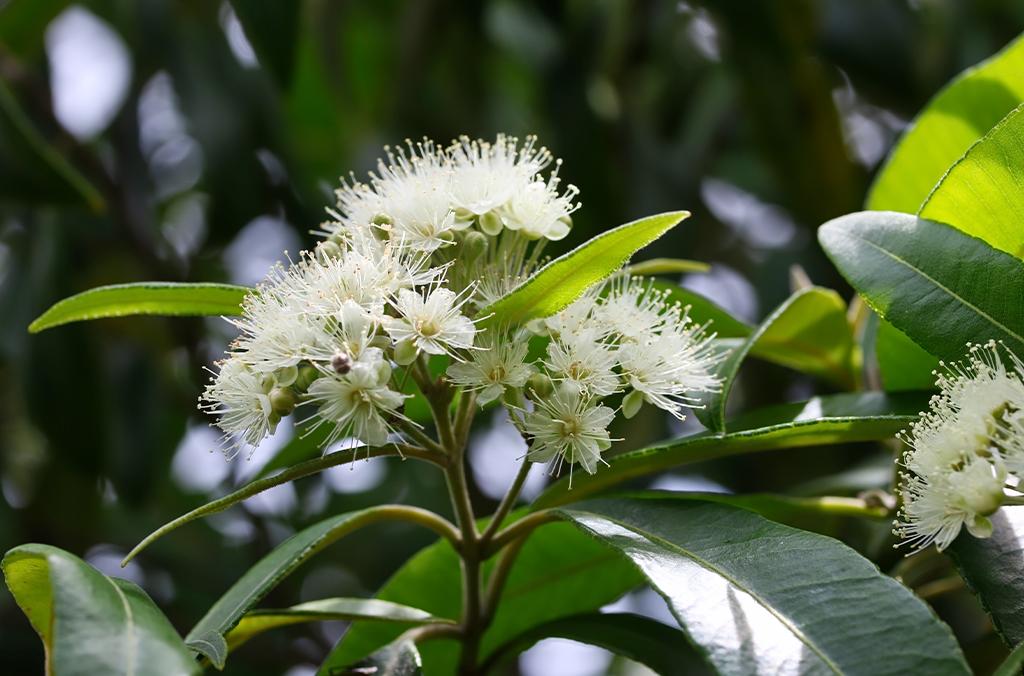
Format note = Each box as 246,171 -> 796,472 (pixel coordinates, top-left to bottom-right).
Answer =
479,211 -> 689,327
29,282 -> 250,333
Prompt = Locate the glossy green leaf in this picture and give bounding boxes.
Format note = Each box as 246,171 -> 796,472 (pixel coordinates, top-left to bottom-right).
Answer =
875,320 -> 940,391
948,507 -> 1024,646
625,257 -> 710,276
819,211 -> 1024,360
479,211 -> 689,327
484,612 -> 709,676
123,444 -> 421,566
184,506 -> 444,666
322,520 -> 642,675
341,639 -> 422,676
867,33 -> 1024,213
993,639 -> 1024,676
29,282 -> 250,333
226,598 -> 449,653
2,544 -> 200,676
920,103 -> 1024,259
699,286 -> 860,433
557,496 -> 969,675
535,391 -> 925,508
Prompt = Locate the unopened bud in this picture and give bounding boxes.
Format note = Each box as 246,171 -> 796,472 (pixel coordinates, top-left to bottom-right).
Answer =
372,213 -> 393,227
331,351 -> 353,375
462,231 -> 488,263
269,386 -> 298,416
622,389 -> 644,419
479,210 -> 504,236
394,339 -> 418,366
294,364 -> 319,392
527,373 -> 553,397
276,364 -> 299,387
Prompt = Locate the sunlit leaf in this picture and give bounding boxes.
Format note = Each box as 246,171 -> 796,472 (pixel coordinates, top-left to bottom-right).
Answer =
29,282 -> 250,333
2,544 -> 199,676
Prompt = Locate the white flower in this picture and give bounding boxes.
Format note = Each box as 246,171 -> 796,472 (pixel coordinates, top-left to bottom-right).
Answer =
896,455 -> 1006,552
446,333 -> 535,404
384,287 -> 477,358
895,341 -> 1024,553
543,330 -> 621,397
592,277 -> 671,344
500,169 -> 579,241
616,322 -> 721,420
200,357 -> 280,456
447,134 -> 551,220
542,291 -> 599,338
524,386 -> 615,477
307,360 -> 406,447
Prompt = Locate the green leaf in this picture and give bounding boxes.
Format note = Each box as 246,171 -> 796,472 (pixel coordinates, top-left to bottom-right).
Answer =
226,598 -> 449,653
2,544 -> 200,676
342,639 -> 423,676
534,391 -> 926,509
993,639 -> 1024,676
123,444 -> 420,565
699,286 -> 860,432
322,520 -> 642,675
819,211 -> 1024,360
479,211 -> 689,327
875,320 -> 940,391
184,506 -> 444,665
228,0 -> 301,85
948,507 -> 1024,646
29,282 -> 250,333
625,257 -> 710,276
867,33 -> 1024,213
920,103 -> 1024,259
556,496 -> 969,675
484,612 -> 709,676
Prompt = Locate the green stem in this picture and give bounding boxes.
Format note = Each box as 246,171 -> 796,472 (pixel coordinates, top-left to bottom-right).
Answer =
484,510 -> 560,558
916,575 -> 965,601
480,459 -> 533,545
122,443 -> 444,566
397,418 -> 446,455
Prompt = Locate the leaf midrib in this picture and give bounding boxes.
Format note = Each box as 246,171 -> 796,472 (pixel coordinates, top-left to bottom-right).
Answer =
572,509 -> 843,675
108,579 -> 137,676
852,232 -> 1024,344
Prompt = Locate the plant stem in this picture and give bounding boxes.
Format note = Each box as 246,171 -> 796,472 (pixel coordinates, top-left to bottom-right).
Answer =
480,459 -> 533,544
484,510 -> 560,558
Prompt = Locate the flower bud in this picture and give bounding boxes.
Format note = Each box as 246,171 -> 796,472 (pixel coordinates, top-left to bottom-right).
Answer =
276,364 -> 299,387
331,351 -> 353,375
294,364 -> 319,392
622,389 -> 644,419
527,373 -> 554,397
316,241 -> 343,263
479,210 -> 504,236
394,339 -> 419,366
462,231 -> 488,263
269,386 -> 298,417
372,213 -> 393,227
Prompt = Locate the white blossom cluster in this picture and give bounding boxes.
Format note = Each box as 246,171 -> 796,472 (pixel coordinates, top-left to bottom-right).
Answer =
200,134 -> 721,478
896,341 -> 1024,553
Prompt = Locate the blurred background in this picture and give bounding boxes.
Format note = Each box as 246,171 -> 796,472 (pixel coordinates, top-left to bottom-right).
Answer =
2,1 -> 1024,674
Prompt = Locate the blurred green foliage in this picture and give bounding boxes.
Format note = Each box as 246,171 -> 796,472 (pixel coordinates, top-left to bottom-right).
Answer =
2,1 -> 1024,673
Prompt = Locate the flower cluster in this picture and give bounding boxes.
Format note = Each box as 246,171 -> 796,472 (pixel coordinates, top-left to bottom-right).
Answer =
200,134 -> 721,479
895,341 -> 1024,553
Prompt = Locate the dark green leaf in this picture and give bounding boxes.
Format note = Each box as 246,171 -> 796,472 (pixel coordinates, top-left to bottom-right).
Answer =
185,506 -> 442,664
875,320 -> 940,392
557,496 -> 969,675
948,506 -> 1024,646
819,211 -> 1024,360
339,639 -> 422,676
479,211 -> 689,328
322,520 -> 642,675
29,282 -> 250,333
2,544 -> 200,676
226,598 -> 449,653
229,0 -> 301,85
484,612 -> 709,676
867,34 -> 1024,214
920,103 -> 1024,259
535,391 -> 925,509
